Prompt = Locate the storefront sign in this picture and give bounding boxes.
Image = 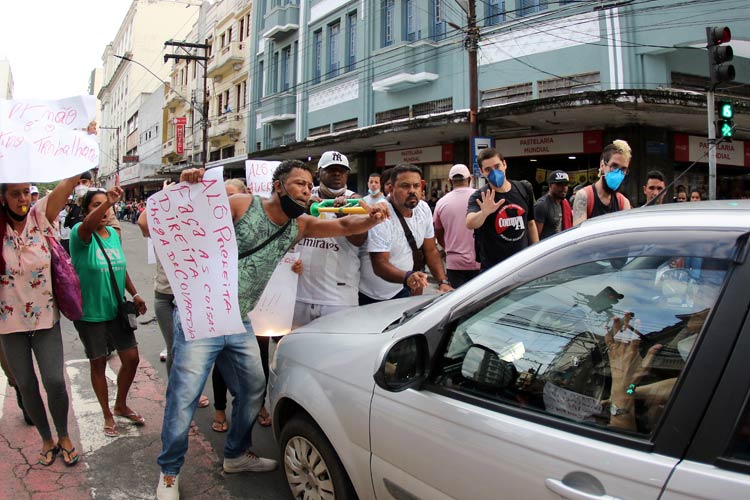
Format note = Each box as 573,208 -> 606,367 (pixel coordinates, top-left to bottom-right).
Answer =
175,117 -> 187,156
674,134 -> 750,167
494,131 -> 603,157
376,144 -> 454,167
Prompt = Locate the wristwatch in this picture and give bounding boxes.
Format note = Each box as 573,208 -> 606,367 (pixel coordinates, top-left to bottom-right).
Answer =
609,403 -> 631,417
439,279 -> 451,286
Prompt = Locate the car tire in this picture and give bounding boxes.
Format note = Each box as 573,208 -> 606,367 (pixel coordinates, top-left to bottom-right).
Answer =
279,415 -> 357,500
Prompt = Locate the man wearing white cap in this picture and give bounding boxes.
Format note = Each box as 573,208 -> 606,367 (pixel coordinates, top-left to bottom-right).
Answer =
433,164 -> 480,287
29,186 -> 39,206
293,151 -> 364,327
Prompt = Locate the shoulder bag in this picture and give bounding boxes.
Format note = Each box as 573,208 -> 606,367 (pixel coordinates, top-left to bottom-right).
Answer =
33,211 -> 83,321
387,199 -> 425,271
93,232 -> 137,331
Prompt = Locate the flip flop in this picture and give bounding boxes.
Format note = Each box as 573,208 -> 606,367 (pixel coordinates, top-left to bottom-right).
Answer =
59,445 -> 80,467
38,446 -> 59,466
197,395 -> 210,408
104,424 -> 119,437
211,419 -> 228,433
114,410 -> 145,426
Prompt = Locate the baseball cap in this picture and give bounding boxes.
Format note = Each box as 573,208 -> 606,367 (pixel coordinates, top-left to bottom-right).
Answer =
548,170 -> 570,184
318,151 -> 350,171
30,185 -> 39,194
80,170 -> 93,181
449,164 -> 471,179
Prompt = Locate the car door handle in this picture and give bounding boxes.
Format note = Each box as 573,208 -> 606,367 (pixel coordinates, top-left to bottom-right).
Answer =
545,478 -> 621,500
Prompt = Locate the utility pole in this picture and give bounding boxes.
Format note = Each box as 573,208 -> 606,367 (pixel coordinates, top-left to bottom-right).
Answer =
449,0 -> 479,164
706,26 -> 735,200
164,40 -> 210,168
99,125 -> 120,186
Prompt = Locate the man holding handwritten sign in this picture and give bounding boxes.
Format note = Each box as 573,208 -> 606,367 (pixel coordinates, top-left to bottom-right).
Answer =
155,160 -> 389,499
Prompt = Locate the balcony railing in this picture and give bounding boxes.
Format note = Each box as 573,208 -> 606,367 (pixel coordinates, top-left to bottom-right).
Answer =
207,42 -> 246,78
209,111 -> 243,141
165,84 -> 189,107
263,3 -> 299,40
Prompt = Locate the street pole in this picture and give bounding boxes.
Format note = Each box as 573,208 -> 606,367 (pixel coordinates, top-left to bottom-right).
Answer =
468,0 -> 479,143
164,40 -> 211,169
100,125 -> 120,187
707,91 -> 716,200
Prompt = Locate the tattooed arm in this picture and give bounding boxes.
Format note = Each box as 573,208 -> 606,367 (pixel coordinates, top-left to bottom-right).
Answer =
572,188 -> 589,227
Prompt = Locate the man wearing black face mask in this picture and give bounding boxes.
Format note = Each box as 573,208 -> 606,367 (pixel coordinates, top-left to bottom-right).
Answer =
573,139 -> 632,226
155,161 -> 389,494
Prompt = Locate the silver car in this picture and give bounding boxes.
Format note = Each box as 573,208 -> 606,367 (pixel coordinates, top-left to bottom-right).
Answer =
269,201 -> 750,500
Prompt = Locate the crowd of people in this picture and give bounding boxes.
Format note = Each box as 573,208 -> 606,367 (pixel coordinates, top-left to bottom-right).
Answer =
0,136 -> 737,499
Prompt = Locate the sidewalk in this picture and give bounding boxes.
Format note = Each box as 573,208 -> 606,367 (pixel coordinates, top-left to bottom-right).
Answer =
0,354 -> 232,499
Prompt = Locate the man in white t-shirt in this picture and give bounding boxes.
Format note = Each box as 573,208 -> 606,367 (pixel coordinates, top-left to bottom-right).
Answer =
359,164 -> 453,304
362,172 -> 385,204
293,151 -> 369,327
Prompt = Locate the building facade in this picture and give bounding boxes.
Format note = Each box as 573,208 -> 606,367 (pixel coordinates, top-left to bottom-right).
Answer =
97,0 -> 200,197
246,0 -> 749,201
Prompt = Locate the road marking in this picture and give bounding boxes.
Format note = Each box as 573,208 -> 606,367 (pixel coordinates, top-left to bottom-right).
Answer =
66,358 -> 142,454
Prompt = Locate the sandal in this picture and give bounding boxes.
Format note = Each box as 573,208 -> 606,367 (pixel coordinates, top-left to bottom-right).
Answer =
104,424 -> 119,437
59,445 -> 80,467
114,410 -> 145,426
38,446 -> 59,466
197,395 -> 210,408
211,419 -> 228,433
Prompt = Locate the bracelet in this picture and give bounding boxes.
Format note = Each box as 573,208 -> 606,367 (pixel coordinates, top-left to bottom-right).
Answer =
403,271 -> 413,286
439,279 -> 451,286
132,293 -> 141,300
626,383 -> 636,396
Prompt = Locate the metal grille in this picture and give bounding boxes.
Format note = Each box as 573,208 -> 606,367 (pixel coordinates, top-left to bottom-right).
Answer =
537,72 -> 601,98
671,72 -> 750,98
481,83 -> 532,106
412,97 -> 453,116
309,124 -> 331,137
375,106 -> 410,124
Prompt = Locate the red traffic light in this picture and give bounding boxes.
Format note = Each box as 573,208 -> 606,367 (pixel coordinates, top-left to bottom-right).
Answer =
708,26 -> 731,45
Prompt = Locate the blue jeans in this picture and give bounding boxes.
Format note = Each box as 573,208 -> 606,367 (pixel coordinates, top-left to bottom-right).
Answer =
157,309 -> 265,475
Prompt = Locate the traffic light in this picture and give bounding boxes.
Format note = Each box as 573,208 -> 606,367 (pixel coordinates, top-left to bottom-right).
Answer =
716,100 -> 734,139
706,26 -> 735,86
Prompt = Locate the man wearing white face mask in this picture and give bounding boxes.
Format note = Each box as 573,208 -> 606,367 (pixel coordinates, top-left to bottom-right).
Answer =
363,172 -> 385,204
572,139 -> 632,226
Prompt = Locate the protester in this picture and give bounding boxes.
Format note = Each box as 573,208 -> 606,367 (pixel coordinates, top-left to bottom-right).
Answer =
155,161 -> 389,499
690,190 -> 703,202
294,151 -> 363,327
29,185 -> 39,206
0,176 -> 82,466
359,164 -> 452,304
534,170 -> 572,240
381,167 -> 394,197
572,139 -> 632,225
58,197 -> 73,253
675,185 -> 688,203
433,164 -> 480,287
642,170 -> 667,206
363,171 -> 385,204
467,148 -> 538,271
70,186 -> 147,438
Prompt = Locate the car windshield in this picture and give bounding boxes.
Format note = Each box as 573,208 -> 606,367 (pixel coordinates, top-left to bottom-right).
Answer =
384,291 -> 452,332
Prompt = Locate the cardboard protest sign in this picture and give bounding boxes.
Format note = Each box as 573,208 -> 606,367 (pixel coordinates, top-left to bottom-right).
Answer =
245,159 -> 279,197
248,251 -> 299,337
0,96 -> 98,182
146,167 -> 245,340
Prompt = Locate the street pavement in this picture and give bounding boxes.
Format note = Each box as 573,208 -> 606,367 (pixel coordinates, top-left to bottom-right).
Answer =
0,222 -> 293,500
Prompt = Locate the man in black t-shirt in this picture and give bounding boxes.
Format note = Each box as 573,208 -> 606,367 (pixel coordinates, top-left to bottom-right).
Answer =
535,170 -> 571,240
466,148 -> 538,270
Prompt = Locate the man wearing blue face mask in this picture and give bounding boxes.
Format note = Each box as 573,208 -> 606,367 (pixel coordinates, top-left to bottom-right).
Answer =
466,148 -> 538,271
572,139 -> 633,226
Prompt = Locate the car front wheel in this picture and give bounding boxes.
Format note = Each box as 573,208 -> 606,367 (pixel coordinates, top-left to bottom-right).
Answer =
279,415 -> 357,500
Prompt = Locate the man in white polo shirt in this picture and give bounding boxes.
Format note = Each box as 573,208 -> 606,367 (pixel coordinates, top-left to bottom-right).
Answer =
359,164 -> 452,303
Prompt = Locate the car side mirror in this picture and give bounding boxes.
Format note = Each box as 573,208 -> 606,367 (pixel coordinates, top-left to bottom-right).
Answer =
461,345 -> 518,390
374,334 -> 429,392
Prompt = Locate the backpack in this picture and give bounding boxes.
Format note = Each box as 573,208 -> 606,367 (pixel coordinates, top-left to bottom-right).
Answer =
584,185 -> 627,218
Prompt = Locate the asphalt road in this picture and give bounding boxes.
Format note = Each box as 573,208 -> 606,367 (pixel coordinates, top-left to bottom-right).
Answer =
93,220 -> 293,500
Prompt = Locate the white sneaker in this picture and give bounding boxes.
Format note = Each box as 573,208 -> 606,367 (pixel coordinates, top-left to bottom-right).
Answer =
159,349 -> 168,362
223,451 -> 278,473
156,472 -> 179,500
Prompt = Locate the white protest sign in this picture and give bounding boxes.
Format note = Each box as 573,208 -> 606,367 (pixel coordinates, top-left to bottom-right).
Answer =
0,96 -> 99,182
146,167 -> 245,340
245,159 -> 280,198
248,251 -> 299,337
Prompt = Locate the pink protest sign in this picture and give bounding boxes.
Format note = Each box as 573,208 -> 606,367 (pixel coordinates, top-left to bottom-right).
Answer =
146,167 -> 245,340
0,95 -> 99,182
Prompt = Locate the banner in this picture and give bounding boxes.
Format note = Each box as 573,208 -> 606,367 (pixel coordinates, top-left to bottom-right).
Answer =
248,251 -> 299,337
245,159 -> 280,197
175,117 -> 186,156
0,96 -> 98,182
146,167 -> 245,340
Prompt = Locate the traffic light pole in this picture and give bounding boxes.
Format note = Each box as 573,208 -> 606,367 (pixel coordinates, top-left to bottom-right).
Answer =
707,90 -> 716,201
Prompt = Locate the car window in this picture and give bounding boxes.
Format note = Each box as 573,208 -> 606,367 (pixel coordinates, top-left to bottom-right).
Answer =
434,256 -> 730,438
725,398 -> 750,464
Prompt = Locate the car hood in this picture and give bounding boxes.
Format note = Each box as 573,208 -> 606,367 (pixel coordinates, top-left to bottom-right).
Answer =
291,295 -> 436,335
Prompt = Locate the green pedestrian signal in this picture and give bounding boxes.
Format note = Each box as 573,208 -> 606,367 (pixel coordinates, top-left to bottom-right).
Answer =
716,100 -> 735,139
719,120 -> 733,138
719,101 -> 734,119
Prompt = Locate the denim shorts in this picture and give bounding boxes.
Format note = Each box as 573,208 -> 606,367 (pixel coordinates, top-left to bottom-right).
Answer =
73,318 -> 137,360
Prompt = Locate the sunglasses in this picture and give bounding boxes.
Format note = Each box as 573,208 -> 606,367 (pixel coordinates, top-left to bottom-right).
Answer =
88,187 -> 107,193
